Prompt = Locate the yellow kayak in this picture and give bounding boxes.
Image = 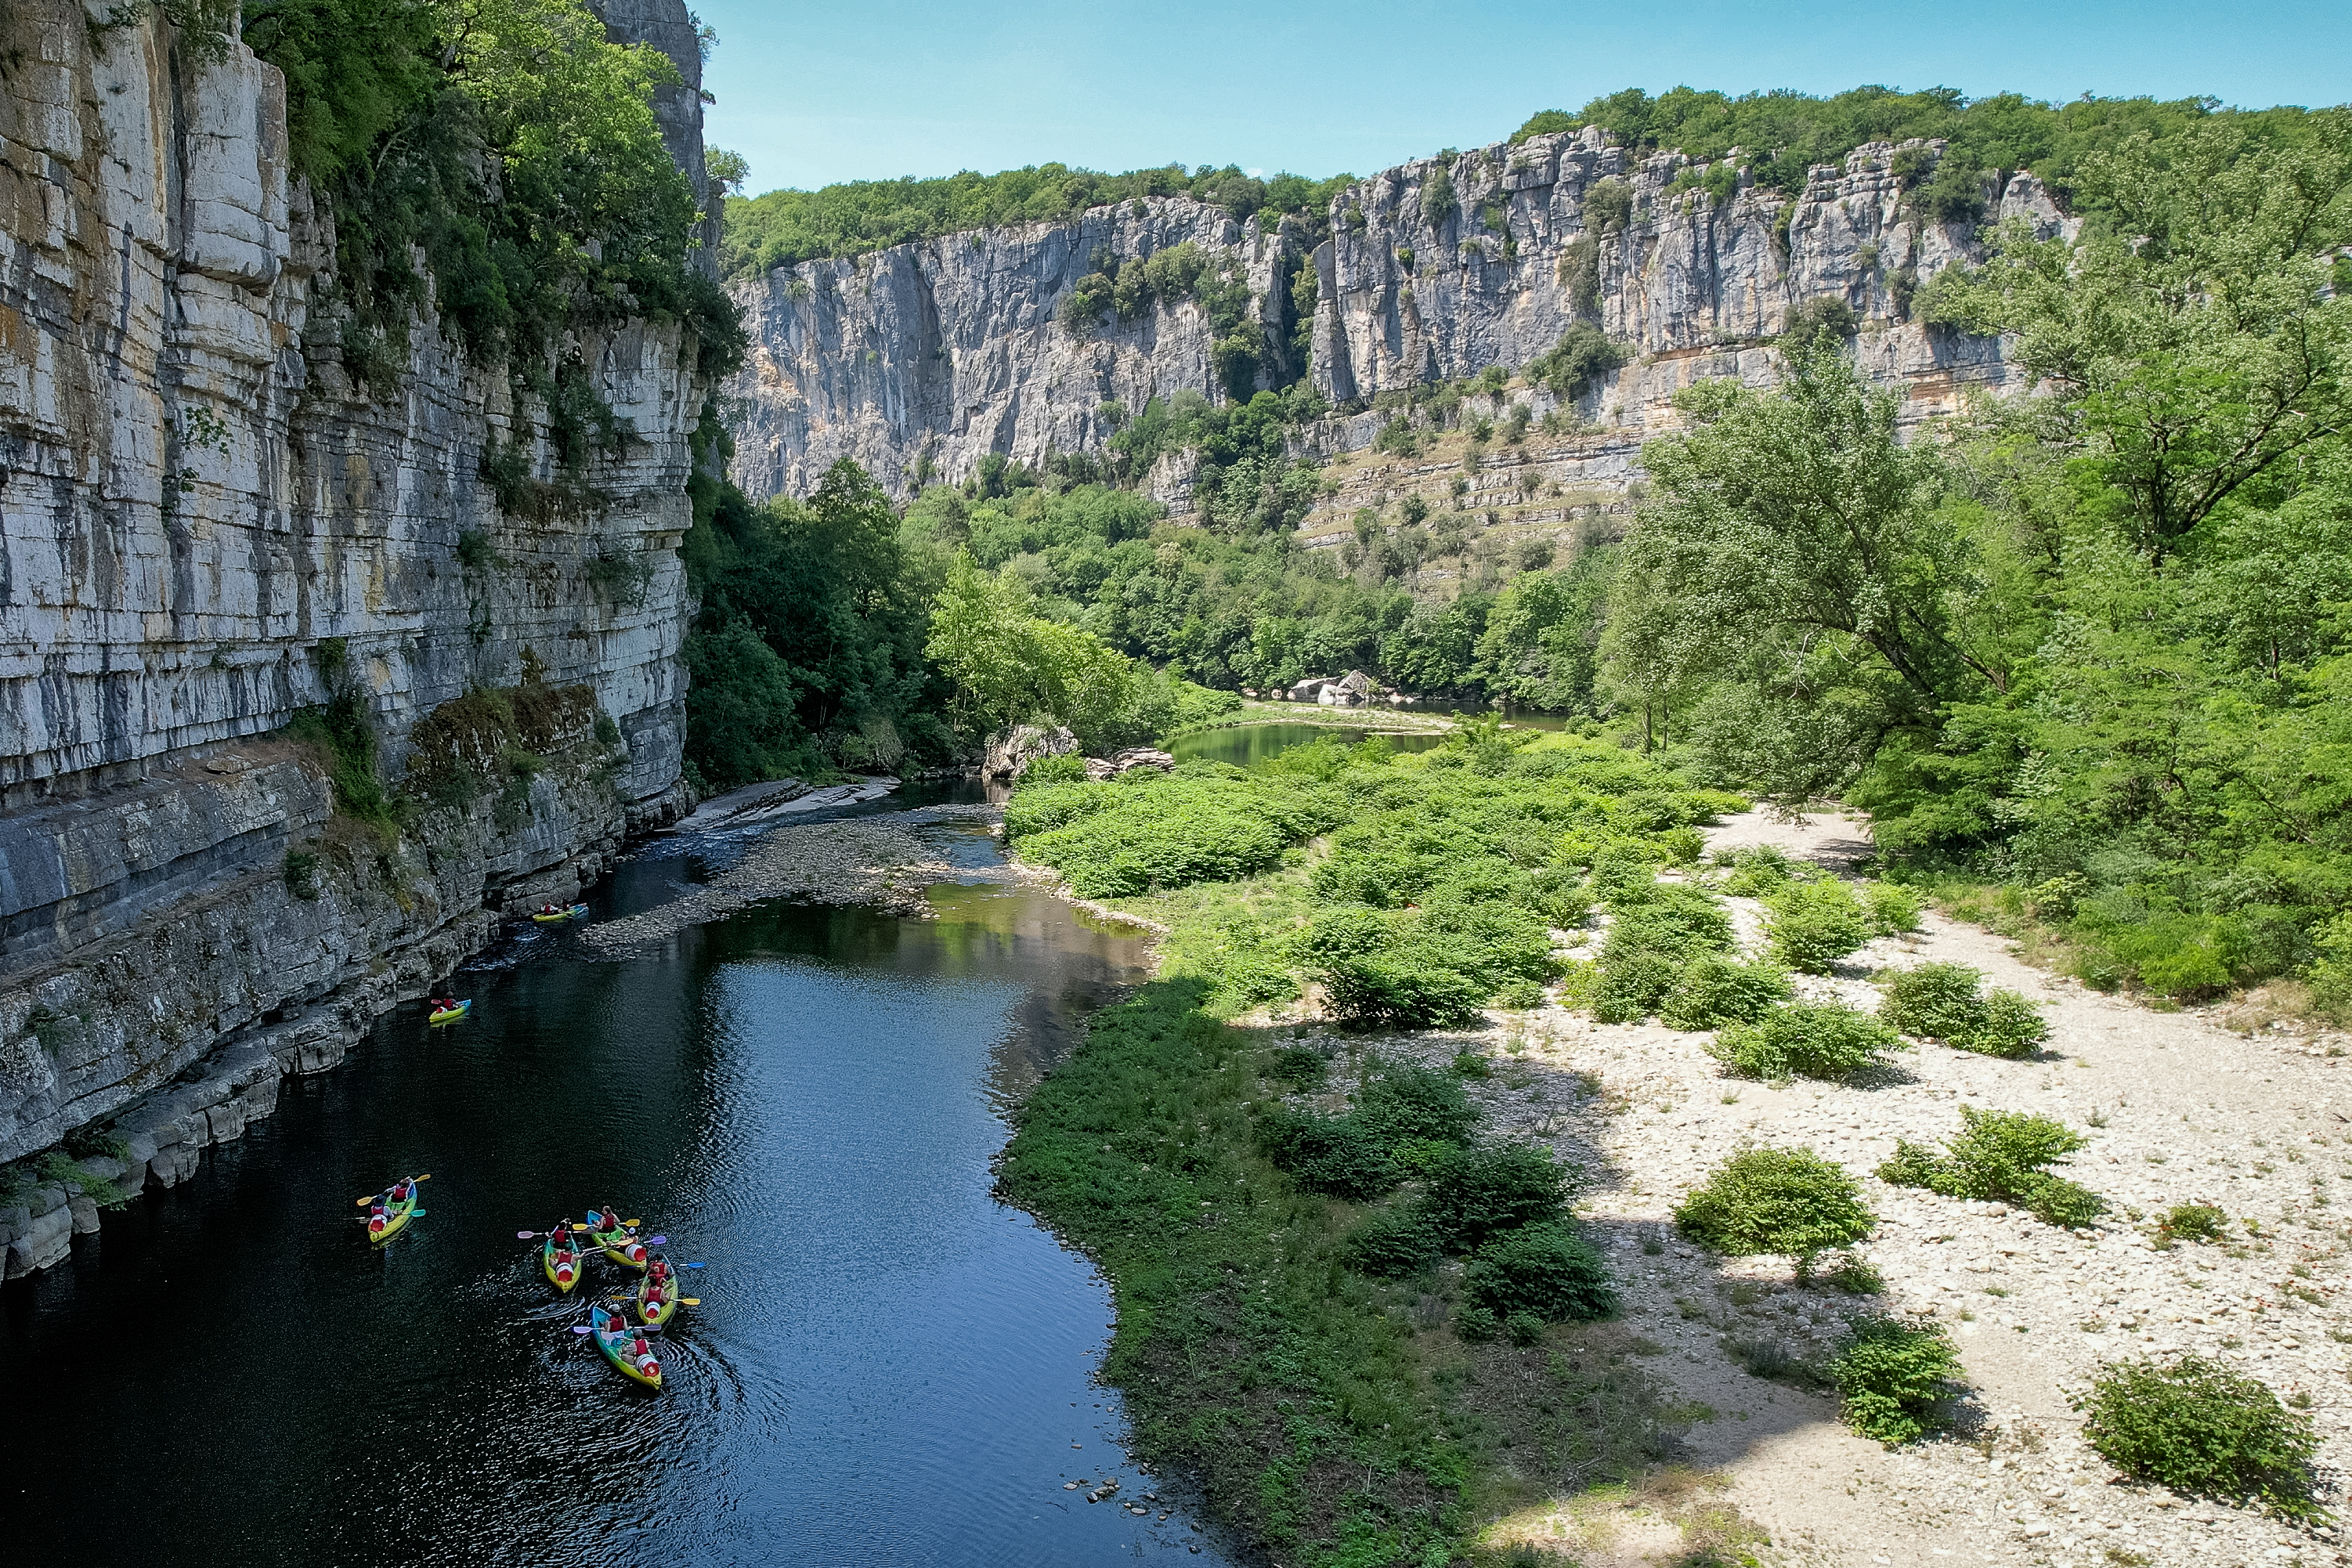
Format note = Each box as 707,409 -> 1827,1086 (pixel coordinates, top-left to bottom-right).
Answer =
367,1181 -> 421,1246
532,903 -> 587,924
544,1230 -> 584,1293
584,1215 -> 647,1271
635,1259 -> 684,1330
591,1300 -> 663,1389
428,999 -> 471,1024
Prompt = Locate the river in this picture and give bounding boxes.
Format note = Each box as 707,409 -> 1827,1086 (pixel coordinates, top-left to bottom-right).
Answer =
4,786 -> 1236,1566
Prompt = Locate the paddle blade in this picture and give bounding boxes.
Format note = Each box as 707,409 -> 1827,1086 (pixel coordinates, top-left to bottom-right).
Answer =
517,1231 -> 538,1239
682,1261 -> 706,1269
416,1174 -> 432,1183
645,1235 -> 667,1246
356,1195 -> 373,1206
679,1298 -> 700,1306
572,1326 -> 593,1335
623,1218 -> 640,1227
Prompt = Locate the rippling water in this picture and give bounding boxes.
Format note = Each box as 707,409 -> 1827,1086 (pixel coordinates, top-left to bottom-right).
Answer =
5,807 -> 1234,1566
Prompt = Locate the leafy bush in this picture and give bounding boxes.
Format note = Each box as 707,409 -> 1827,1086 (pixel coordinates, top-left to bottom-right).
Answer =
1715,844 -> 1801,898
2159,1202 -> 2227,1244
1659,956 -> 1791,1030
1675,1147 -> 1876,1273
1860,881 -> 1921,935
1765,880 -> 1870,973
1595,881 -> 1735,1021
1018,752 -> 1089,788
1591,952 -> 1683,1024
1459,1224 -> 1617,1321
1260,1111 -> 1398,1201
1341,1209 -> 1442,1277
1831,1317 -> 1963,1445
1266,1045 -> 1329,1088
1357,1064 -> 1479,1147
1321,952 -> 1487,1029
1877,1107 -> 2105,1227
1422,1143 -> 1573,1250
1711,1001 -> 1902,1081
1876,963 -> 2048,1057
2077,1357 -> 2319,1516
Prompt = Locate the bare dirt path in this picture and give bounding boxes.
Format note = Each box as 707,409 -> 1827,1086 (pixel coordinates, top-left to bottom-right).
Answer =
1401,809 -> 2351,1566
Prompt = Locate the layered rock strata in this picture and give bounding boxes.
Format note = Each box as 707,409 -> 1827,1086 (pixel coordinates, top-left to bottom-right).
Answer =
726,132 -> 2068,507
0,0 -> 714,1244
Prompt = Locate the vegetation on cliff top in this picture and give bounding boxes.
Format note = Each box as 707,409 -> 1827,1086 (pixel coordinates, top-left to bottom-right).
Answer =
721,164 -> 1355,278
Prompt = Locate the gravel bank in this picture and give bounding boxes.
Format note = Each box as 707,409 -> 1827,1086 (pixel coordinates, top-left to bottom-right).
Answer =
581,813 -> 998,952
1286,808 -> 2352,1566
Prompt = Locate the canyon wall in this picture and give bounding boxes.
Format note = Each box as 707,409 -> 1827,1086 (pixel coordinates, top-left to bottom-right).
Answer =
0,1 -> 712,1219
725,131 -> 2068,508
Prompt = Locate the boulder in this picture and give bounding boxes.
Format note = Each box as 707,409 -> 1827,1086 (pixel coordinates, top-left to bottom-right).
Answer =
0,1205 -> 29,1245
147,1140 -> 201,1188
4,1201 -> 71,1277
1083,749 -> 1177,782
68,1193 -> 99,1234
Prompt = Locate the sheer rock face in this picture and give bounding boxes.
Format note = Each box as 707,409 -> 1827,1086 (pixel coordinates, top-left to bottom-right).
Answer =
724,130 -> 2068,504
727,202 -> 1292,501
0,2 -> 707,1162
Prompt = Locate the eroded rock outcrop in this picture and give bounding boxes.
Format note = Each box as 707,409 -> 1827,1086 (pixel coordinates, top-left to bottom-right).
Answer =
0,2 -> 713,1183
725,130 -> 2067,505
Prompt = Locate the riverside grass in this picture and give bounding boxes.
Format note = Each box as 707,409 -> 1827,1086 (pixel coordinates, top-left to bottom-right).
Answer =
1000,729 -> 1736,1563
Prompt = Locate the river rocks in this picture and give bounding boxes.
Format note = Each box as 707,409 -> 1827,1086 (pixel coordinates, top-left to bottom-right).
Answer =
5,1191 -> 71,1278
1084,750 -> 1176,781
985,724 -> 1079,782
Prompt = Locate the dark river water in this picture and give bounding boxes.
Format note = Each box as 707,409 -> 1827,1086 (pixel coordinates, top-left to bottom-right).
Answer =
3,789 -> 1237,1566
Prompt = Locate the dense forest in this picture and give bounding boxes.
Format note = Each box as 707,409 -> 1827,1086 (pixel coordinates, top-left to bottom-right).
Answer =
686,90 -> 2352,1022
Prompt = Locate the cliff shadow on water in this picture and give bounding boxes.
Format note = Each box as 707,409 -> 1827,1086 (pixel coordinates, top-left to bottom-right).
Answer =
2,826 -> 1240,1566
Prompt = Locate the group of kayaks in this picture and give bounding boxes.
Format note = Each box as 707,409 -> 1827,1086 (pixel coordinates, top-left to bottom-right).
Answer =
531,1206 -> 702,1391
356,1177 -> 700,1393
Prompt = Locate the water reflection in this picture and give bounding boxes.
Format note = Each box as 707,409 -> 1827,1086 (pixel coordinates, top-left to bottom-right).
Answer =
4,829 -> 1230,1566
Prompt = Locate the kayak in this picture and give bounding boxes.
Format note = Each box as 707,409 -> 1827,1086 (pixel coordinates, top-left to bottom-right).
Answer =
586,1215 -> 647,1271
635,1257 -> 683,1330
428,999 -> 471,1024
544,1230 -> 584,1294
532,903 -> 588,924
591,1300 -> 663,1389
367,1182 -> 420,1246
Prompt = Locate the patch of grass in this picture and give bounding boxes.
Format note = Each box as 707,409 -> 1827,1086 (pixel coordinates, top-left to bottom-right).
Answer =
1003,979 -> 1671,1564
1831,1317 -> 1964,1445
2076,1355 -> 2320,1517
2159,1202 -> 2228,1244
1709,1001 -> 1904,1082
1675,1147 -> 1877,1276
1877,1107 -> 2106,1228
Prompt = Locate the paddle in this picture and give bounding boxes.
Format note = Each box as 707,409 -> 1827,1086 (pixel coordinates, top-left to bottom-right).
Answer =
354,1173 -> 430,1206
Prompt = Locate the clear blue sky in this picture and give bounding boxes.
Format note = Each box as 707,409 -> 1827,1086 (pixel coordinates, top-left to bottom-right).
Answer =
699,0 -> 2350,197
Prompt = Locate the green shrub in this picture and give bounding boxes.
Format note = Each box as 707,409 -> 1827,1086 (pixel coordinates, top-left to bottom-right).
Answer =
1018,752 -> 1089,788
1422,1143 -> 1573,1250
1459,1224 -> 1617,1321
1591,951 -> 1682,1024
284,849 -> 321,901
1823,1253 -> 1884,1295
1321,952 -> 1487,1029
2159,1202 -> 2227,1244
1659,956 -> 1791,1030
1357,1063 -> 1479,1147
1709,1002 -> 1903,1081
1455,1304 -> 1502,1342
2077,1357 -> 2319,1516
1765,880 -> 1870,973
1876,963 -> 2047,1057
1266,1046 -> 1329,1088
1716,844 -> 1801,898
1675,1147 -> 1875,1273
1260,1112 -> 1398,1201
1860,881 -> 1921,935
1831,1317 -> 1963,1445
1876,1107 -> 2105,1227
1341,1209 -> 1442,1277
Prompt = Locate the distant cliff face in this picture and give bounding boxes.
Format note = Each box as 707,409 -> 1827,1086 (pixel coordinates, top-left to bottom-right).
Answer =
726,202 -> 1291,502
0,0 -> 710,1165
724,130 -> 2070,506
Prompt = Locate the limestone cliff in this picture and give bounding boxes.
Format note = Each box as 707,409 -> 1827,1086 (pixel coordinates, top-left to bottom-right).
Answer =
0,0 -> 712,1224
724,130 -> 2065,507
